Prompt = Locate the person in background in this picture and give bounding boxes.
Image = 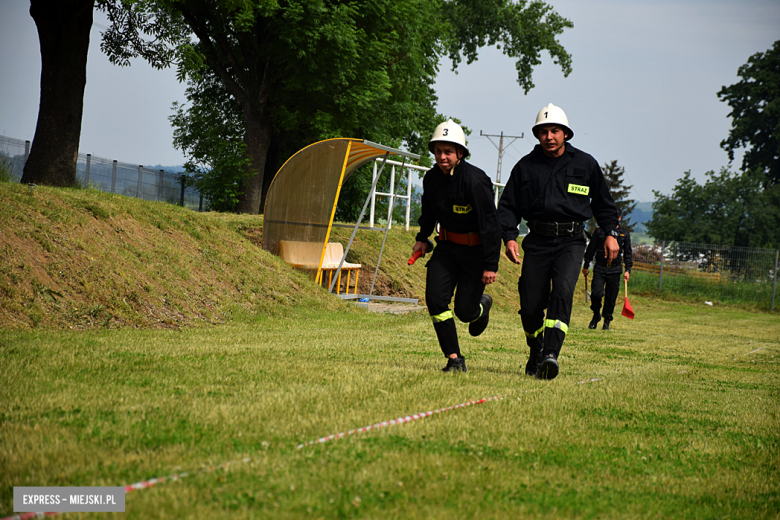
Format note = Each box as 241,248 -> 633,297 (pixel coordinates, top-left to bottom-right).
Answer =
498,103 -> 619,380
412,119 -> 502,373
582,211 -> 633,330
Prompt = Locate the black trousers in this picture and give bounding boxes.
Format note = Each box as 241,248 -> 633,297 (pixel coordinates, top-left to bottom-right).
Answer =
518,232 -> 585,357
590,269 -> 621,321
426,242 -> 486,357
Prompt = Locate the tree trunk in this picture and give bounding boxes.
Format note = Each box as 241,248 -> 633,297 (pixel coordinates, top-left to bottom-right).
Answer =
21,0 -> 94,187
234,101 -> 271,214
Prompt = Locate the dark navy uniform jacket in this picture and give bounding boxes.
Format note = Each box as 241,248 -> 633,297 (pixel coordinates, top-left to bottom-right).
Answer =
416,160 -> 502,273
584,225 -> 634,274
498,143 -> 618,243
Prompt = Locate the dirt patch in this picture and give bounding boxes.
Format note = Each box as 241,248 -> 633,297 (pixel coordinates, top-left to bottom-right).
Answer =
241,226 -> 263,248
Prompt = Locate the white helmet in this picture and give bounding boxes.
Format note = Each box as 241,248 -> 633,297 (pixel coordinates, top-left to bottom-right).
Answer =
532,103 -> 573,141
428,119 -> 469,158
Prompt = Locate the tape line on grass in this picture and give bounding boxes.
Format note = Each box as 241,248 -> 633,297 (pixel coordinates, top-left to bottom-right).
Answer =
298,379 -> 605,450
296,394 -> 508,450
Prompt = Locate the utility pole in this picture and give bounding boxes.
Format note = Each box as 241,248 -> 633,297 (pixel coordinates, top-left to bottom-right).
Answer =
480,130 -> 523,205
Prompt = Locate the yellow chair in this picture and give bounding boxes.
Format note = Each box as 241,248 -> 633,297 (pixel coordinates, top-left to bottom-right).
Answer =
279,241 -> 361,294
322,242 -> 361,295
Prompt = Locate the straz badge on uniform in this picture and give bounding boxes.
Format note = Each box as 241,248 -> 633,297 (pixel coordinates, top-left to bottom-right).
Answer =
567,184 -> 589,196
453,204 -> 473,214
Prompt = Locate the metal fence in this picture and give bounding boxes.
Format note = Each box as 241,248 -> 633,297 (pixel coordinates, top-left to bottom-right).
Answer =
369,158 -> 426,231
632,241 -> 779,309
0,135 -> 202,210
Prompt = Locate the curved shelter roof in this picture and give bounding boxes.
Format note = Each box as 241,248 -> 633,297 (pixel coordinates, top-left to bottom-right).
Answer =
262,138 -> 420,283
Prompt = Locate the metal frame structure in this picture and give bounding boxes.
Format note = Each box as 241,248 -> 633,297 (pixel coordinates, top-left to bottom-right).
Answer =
369,158 -> 427,231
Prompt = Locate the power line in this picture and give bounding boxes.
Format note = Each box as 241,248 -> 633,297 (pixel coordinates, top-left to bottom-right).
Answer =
480,130 -> 523,184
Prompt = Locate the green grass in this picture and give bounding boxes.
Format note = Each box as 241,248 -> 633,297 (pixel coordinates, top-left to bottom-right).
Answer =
2,299 -> 778,519
0,157 -> 15,183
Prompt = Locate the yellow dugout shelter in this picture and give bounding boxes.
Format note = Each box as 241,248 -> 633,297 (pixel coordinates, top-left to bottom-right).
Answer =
262,138 -> 420,293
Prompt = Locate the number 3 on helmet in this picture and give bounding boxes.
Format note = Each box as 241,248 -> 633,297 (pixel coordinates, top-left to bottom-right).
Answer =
428,120 -> 469,158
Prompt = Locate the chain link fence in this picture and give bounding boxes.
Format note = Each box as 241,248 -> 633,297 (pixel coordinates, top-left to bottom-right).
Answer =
632,241 -> 779,309
0,135 -> 27,182
0,135 -> 202,210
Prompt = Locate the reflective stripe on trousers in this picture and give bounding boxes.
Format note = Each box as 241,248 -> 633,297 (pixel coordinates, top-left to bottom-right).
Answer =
524,319 -> 568,337
431,310 -> 454,324
545,318 -> 568,334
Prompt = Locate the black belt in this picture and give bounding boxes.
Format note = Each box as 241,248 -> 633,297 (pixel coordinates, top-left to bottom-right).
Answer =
529,220 -> 583,237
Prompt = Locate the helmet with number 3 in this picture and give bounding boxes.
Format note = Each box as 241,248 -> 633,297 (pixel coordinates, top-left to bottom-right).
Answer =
532,103 -> 574,141
428,119 -> 469,158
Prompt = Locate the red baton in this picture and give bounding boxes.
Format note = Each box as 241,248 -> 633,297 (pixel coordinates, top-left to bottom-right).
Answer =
408,250 -> 423,265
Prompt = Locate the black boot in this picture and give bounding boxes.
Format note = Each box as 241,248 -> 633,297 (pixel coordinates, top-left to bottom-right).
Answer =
442,356 -> 467,373
525,348 -> 543,377
469,295 -> 492,337
602,318 -> 611,331
536,352 -> 559,380
588,311 -> 600,329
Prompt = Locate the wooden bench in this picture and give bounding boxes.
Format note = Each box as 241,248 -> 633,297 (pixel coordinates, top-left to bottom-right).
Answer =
279,240 -> 361,294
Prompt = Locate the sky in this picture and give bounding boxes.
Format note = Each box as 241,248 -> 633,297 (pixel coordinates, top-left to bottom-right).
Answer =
1,0 -> 778,203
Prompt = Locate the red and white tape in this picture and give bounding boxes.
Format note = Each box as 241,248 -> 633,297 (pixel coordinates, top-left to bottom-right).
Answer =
124,471 -> 189,494
297,394 -> 507,450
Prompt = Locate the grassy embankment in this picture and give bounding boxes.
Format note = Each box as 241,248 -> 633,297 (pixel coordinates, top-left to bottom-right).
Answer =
1,183 -> 778,519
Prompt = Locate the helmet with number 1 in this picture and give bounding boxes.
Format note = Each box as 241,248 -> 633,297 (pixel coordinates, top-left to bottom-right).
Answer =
428,119 -> 469,158
532,103 -> 574,141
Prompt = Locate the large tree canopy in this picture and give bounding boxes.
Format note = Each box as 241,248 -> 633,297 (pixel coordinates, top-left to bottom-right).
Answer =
646,169 -> 779,249
102,0 -> 573,214
169,70 -> 250,212
718,40 -> 780,186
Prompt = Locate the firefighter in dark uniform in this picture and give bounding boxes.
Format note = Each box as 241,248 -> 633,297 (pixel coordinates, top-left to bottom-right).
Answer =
412,119 -> 502,373
582,211 -> 633,330
498,103 -> 620,380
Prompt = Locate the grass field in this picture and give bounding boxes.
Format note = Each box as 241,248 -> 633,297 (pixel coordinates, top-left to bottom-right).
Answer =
1,183 -> 779,518
3,295 -> 779,518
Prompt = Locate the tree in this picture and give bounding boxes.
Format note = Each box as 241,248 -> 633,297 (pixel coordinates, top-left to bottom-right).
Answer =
645,168 -> 779,248
718,40 -> 780,186
169,70 -> 251,212
102,0 -> 574,214
21,0 -> 96,187
585,160 -> 636,234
